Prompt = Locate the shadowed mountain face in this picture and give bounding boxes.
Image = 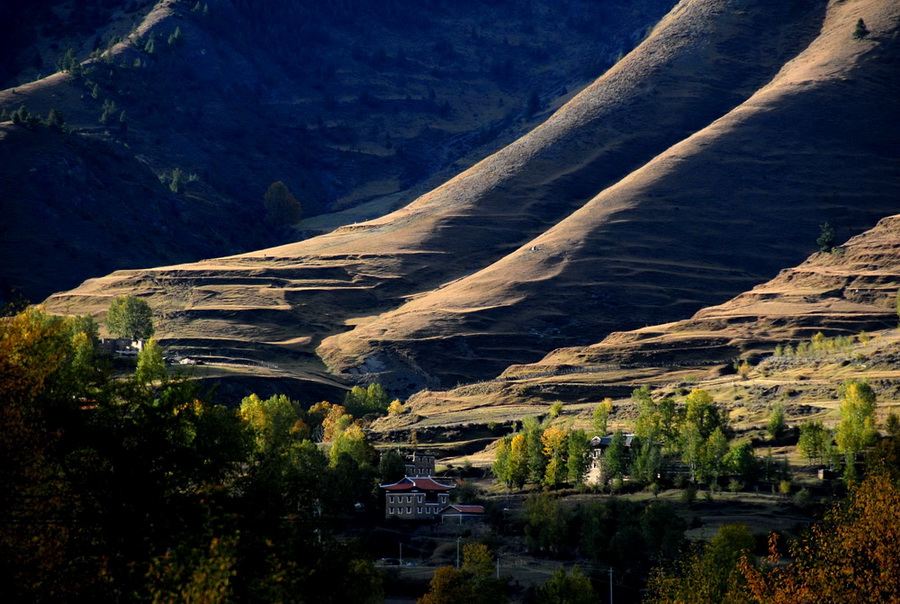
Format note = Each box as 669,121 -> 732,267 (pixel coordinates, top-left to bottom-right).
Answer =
505,213 -> 900,381
2,0 -> 674,302
45,0 -> 900,398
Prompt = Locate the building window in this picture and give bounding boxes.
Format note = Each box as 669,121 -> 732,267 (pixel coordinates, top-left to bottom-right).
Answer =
407,507 -> 411,514
417,507 -> 422,514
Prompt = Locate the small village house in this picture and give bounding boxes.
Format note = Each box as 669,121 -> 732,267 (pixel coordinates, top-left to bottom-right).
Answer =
380,476 -> 454,520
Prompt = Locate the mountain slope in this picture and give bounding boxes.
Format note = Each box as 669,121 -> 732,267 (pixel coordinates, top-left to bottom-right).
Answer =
318,0 -> 900,391
1,0 -> 675,302
379,214 -> 900,434
44,0 -> 900,399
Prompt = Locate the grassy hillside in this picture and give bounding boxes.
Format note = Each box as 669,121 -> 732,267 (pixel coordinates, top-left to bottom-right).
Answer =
43,0 -> 900,403
1,0 -> 674,301
374,214 -> 900,444
318,0 -> 900,389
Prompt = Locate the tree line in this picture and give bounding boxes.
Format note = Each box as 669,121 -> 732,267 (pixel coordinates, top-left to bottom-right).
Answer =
0,305 -> 400,602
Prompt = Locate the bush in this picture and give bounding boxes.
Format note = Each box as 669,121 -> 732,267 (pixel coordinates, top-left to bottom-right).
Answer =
794,488 -> 812,510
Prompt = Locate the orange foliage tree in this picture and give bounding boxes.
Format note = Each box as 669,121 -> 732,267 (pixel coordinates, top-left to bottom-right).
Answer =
741,471 -> 900,603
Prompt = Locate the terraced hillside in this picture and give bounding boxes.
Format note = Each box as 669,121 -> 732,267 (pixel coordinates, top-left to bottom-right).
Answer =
45,0 -> 900,400
374,214 -> 900,440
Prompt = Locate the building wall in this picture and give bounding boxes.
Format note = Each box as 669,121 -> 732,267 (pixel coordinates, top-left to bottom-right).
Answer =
385,491 -> 449,520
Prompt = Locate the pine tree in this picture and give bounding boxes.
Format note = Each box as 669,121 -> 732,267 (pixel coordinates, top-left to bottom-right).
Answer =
817,222 -> 836,252
264,181 -> 302,225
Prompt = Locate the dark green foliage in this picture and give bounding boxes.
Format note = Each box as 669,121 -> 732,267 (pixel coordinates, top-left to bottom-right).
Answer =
44,108 -> 66,131
566,429 -> 591,485
56,48 -> 81,75
817,222 -> 836,252
99,98 -> 117,125
724,443 -> 760,483
604,429 -> 628,479
377,449 -> 406,484
10,104 -> 40,129
853,18 -> 869,40
535,566 -> 595,603
264,181 -> 302,225
144,33 -> 157,55
524,492 -> 572,556
167,26 -> 183,46
646,524 -> 755,603
523,416 -> 547,483
580,498 -> 686,568
1,307 -> 388,601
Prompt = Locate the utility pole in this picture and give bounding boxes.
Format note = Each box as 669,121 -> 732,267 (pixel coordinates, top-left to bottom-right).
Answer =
456,537 -> 461,568
496,557 -> 500,579
609,567 -> 613,604
399,542 -> 403,566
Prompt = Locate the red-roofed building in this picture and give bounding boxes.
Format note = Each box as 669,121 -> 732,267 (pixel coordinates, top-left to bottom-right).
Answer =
439,504 -> 485,524
380,476 -> 455,520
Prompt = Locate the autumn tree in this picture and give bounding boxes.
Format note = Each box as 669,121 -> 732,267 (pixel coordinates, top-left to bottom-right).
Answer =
239,393 -> 307,454
0,308 -> 82,600
418,544 -> 505,604
542,426 -> 569,488
329,423 -> 375,468
264,181 -> 302,225
105,295 -> 154,340
147,535 -> 238,604
741,471 -> 900,603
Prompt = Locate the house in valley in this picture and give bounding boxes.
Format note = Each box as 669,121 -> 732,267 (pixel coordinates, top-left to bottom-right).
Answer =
439,504 -> 485,524
380,476 -> 454,520
585,433 -> 635,485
